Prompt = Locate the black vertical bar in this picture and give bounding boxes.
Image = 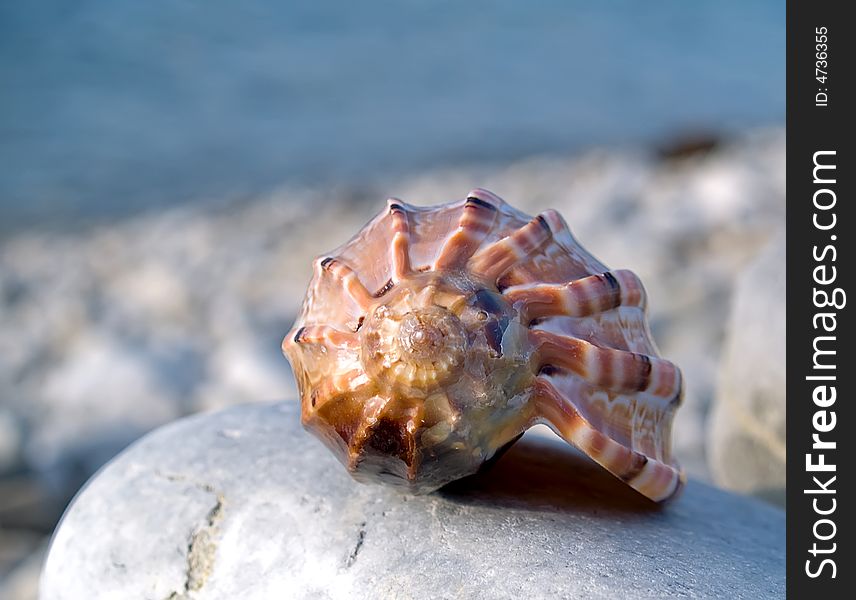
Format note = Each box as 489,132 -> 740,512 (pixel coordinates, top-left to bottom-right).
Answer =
787,0 -> 853,597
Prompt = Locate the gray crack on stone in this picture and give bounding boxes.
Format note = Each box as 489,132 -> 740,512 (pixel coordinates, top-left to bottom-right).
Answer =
156,471 -> 226,599
344,522 -> 367,569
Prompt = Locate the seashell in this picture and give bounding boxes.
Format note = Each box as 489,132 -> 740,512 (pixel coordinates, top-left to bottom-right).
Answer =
283,189 -> 684,502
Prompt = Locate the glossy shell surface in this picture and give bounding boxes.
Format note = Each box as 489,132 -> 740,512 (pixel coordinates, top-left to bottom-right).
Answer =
283,189 -> 684,502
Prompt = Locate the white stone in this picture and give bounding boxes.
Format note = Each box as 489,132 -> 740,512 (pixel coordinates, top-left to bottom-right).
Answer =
42,402 -> 784,600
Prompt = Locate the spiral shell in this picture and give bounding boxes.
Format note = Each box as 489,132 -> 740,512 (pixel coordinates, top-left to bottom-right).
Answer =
283,189 -> 684,502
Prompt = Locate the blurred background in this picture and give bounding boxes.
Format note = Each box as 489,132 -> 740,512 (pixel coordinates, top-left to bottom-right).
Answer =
1,1 -> 784,597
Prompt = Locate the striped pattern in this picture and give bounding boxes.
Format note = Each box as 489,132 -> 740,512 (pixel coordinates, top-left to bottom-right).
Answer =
536,208 -> 568,239
434,194 -> 499,270
504,269 -> 647,322
532,329 -> 681,400
468,213 -> 554,281
387,199 -> 413,281
317,257 -> 373,309
283,189 -> 684,501
535,378 -> 683,502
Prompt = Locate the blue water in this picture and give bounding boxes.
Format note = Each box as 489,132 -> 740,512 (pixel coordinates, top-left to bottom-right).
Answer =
0,1 -> 784,229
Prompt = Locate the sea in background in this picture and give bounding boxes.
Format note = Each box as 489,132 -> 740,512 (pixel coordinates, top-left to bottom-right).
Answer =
1,0 -> 783,233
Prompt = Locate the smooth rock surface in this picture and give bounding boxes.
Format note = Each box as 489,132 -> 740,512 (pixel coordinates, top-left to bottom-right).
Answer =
42,402 -> 784,599
708,233 -> 786,505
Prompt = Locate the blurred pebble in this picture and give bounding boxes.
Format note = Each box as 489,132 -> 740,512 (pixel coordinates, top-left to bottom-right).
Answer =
708,233 -> 786,505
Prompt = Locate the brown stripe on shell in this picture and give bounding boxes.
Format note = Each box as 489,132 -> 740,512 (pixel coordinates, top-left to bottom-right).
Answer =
468,212 -> 554,282
624,456 -> 683,502
533,377 -> 589,439
516,209 -> 577,281
613,269 -> 647,310
534,377 -> 682,502
620,453 -> 649,482
318,257 -> 373,309
531,329 -> 678,398
434,196 -> 500,270
503,269 -> 645,323
644,352 -> 683,403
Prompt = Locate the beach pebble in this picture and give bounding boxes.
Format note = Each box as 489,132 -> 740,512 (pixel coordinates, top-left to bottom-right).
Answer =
42,402 -> 784,599
708,233 -> 786,504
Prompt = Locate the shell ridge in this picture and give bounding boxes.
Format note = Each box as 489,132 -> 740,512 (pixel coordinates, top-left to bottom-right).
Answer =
315,255 -> 374,310
533,378 -> 683,502
433,195 -> 501,270
503,269 -> 647,323
467,212 -> 556,282
531,329 -> 680,399
387,198 -> 414,282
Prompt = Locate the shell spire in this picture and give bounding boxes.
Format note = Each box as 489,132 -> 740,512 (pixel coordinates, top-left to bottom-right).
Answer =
283,189 -> 684,502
